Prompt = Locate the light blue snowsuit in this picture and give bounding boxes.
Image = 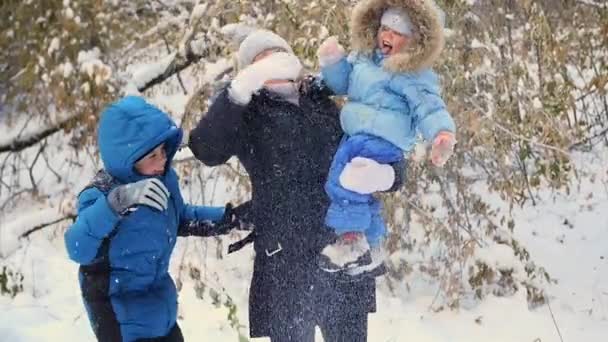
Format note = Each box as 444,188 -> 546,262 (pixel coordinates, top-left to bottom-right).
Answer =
322,50 -> 455,246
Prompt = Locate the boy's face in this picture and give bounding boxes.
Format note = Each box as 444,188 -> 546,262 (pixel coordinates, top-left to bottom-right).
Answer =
135,143 -> 167,177
377,25 -> 410,56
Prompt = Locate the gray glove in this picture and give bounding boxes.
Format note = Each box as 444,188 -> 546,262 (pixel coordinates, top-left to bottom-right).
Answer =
107,178 -> 170,214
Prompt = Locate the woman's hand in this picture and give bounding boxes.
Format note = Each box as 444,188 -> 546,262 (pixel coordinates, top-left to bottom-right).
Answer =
317,36 -> 346,67
229,52 -> 302,105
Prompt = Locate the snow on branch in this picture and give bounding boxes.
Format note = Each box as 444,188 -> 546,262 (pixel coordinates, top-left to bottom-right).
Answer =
576,0 -> 608,9
133,2 -> 214,93
220,23 -> 257,46
0,114 -> 81,154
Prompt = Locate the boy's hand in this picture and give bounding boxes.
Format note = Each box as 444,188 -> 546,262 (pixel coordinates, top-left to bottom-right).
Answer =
430,131 -> 456,167
317,36 -> 345,67
229,52 -> 302,105
214,201 -> 255,234
107,178 -> 169,214
339,157 -> 395,194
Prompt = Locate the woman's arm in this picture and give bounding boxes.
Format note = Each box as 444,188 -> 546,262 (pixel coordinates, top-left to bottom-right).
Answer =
188,88 -> 248,166
300,76 -> 342,119
189,52 -> 303,165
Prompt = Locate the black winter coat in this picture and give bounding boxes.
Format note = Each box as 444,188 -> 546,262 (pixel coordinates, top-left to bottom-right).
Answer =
189,78 -> 376,338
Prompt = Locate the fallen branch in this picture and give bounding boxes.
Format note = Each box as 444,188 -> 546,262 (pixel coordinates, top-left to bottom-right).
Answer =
547,299 -> 565,342
20,213 -> 77,239
569,127 -> 608,151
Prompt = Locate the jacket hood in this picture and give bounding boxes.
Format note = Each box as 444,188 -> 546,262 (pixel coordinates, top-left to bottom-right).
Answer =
97,96 -> 183,184
350,0 -> 445,73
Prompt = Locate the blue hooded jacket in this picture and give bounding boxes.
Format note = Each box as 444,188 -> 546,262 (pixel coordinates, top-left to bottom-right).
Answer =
64,96 -> 224,341
321,0 -> 456,239
321,51 -> 455,153
321,0 -> 455,153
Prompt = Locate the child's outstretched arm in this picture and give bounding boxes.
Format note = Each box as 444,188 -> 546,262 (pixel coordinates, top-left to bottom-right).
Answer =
178,204 -> 224,237
178,201 -> 252,237
180,204 -> 224,225
64,188 -> 121,265
318,36 -> 352,95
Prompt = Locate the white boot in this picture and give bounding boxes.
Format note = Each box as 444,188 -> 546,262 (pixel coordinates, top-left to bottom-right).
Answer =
319,233 -> 370,272
345,245 -> 387,276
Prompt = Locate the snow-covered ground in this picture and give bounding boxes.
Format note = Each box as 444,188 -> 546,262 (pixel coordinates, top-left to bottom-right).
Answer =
1,149 -> 607,341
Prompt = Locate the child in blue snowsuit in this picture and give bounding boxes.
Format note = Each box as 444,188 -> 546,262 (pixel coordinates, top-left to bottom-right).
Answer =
317,0 -> 457,275
64,96 -> 244,342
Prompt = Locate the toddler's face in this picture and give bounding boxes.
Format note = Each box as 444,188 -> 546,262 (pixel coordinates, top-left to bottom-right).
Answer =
135,143 -> 167,177
377,25 -> 410,56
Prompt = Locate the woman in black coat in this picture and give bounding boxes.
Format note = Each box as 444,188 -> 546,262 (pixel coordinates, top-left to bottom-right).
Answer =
188,29 -> 377,342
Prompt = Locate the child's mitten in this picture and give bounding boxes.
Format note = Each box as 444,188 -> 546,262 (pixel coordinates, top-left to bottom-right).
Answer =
339,157 -> 395,194
317,36 -> 346,67
430,131 -> 456,167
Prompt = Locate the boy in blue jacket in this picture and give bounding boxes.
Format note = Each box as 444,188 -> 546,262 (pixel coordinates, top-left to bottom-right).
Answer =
65,96 -> 246,342
317,0 -> 457,276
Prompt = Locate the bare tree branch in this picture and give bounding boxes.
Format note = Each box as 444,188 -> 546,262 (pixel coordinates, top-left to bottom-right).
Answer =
161,34 -> 188,95
136,3 -> 217,93
20,213 -> 77,239
569,127 -> 608,151
2,5 -> 225,154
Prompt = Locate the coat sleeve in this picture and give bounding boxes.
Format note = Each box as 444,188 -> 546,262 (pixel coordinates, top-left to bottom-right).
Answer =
178,204 -> 226,237
181,204 -> 225,222
391,70 -> 456,142
188,88 -> 248,166
320,56 -> 353,96
64,188 -> 121,265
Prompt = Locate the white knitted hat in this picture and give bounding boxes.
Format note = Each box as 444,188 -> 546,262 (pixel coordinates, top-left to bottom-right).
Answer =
237,29 -> 294,68
381,7 -> 415,36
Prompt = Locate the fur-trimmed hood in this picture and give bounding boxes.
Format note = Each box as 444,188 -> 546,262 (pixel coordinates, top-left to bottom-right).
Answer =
350,0 -> 445,73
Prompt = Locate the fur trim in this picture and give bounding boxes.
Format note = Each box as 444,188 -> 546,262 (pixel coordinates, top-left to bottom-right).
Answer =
350,0 -> 445,72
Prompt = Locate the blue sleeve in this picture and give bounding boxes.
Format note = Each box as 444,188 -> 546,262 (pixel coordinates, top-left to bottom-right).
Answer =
178,205 -> 226,237
165,168 -> 226,234
393,71 -> 456,141
64,188 -> 120,265
181,204 -> 225,223
320,57 -> 352,96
